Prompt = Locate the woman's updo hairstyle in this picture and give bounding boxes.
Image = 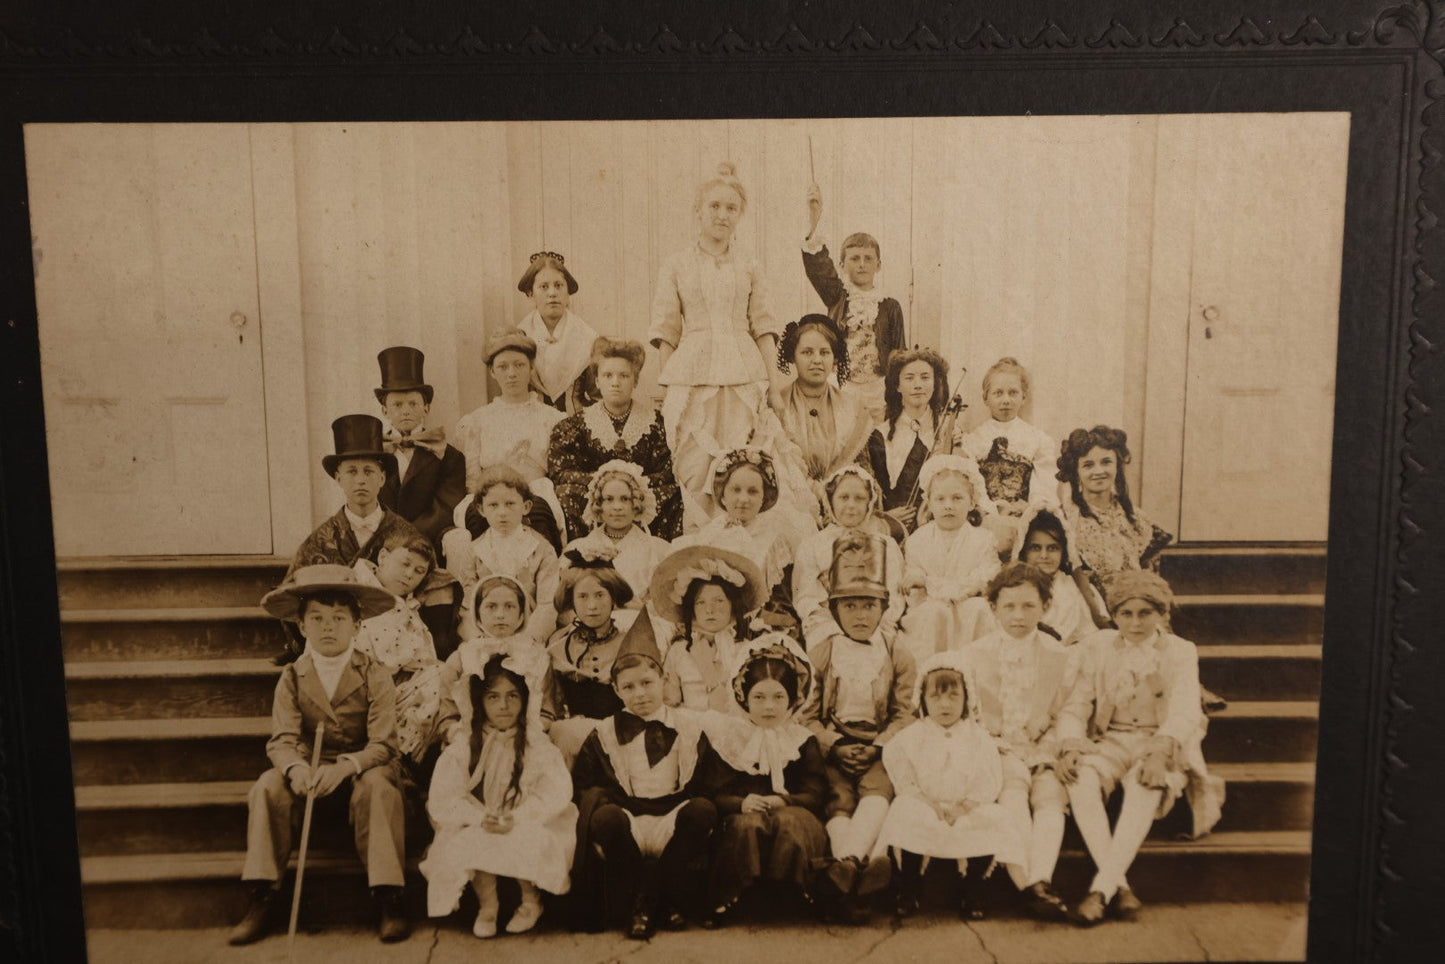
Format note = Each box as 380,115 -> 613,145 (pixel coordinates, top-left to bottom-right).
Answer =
695,162 -> 749,213
589,336 -> 646,377
777,313 -> 850,382
1056,424 -> 1136,523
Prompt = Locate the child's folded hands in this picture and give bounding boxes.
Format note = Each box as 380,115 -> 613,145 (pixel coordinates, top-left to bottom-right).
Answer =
481,809 -> 515,834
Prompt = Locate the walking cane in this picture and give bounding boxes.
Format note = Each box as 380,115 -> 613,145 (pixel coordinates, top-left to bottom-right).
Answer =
287,720 -> 326,962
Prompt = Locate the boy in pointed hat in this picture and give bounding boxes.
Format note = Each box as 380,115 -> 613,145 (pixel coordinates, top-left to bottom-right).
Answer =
568,612 -> 726,939
797,532 -> 916,924
230,565 -> 410,946
374,346 -> 467,553
280,414 -> 460,663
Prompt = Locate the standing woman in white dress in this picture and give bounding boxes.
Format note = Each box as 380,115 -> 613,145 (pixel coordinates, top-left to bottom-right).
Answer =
648,162 -> 815,531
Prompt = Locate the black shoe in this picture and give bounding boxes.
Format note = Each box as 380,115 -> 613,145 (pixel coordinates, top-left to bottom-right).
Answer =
1202,686 -> 1228,712
1022,881 -> 1071,922
626,907 -> 655,940
374,886 -> 410,943
228,883 -> 279,945
818,857 -> 859,899
894,890 -> 920,919
840,894 -> 871,926
1109,886 -> 1142,921
660,906 -> 688,931
856,854 -> 893,896
1072,890 -> 1107,927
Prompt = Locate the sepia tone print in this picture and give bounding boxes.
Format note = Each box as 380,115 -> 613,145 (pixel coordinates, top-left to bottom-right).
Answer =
28,115 -> 1339,962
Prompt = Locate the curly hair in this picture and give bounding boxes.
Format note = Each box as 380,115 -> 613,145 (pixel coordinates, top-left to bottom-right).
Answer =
582,463 -> 651,531
777,313 -> 851,383
882,347 -> 950,439
1056,425 -> 1136,524
473,464 -> 533,504
589,336 -> 646,376
984,561 -> 1055,608
468,656 -> 529,808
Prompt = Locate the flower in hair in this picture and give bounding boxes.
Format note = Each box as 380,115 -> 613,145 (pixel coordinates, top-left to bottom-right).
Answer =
671,559 -> 747,606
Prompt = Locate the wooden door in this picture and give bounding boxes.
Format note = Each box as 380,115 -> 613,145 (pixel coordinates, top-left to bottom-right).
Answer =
27,124 -> 274,556
1177,114 -> 1347,542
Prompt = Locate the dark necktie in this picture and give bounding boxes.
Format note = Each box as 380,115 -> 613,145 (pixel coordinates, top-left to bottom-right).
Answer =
614,711 -> 678,767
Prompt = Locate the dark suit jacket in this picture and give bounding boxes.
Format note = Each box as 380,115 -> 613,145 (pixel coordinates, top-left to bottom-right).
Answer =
379,443 -> 467,545
802,244 -> 906,377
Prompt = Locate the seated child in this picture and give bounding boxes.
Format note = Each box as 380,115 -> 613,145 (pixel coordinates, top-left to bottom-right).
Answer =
798,532 -> 916,925
653,545 -> 765,713
545,553 -> 641,719
445,465 -> 560,641
954,357 -> 1061,516
801,182 -> 905,422
561,459 -> 672,611
352,531 -> 448,762
421,653 -> 577,938
438,575 -> 556,740
1056,571 -> 1225,925
878,652 -> 1025,920
704,634 -> 828,925
373,346 -> 467,553
1008,507 -> 1109,644
792,465 -> 906,653
569,626 -> 724,938
229,565 -> 408,946
900,454 -> 1001,660
962,563 -> 1078,921
673,447 -> 810,607
279,414 -> 442,662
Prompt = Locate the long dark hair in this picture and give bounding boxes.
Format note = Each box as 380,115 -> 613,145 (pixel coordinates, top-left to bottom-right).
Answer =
468,655 -> 529,809
1020,509 -> 1073,575
1056,425 -> 1136,525
882,348 -> 950,440
679,575 -> 751,649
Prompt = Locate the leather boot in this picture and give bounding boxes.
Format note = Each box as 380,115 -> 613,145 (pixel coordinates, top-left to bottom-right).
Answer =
228,882 -> 279,946
374,886 -> 410,943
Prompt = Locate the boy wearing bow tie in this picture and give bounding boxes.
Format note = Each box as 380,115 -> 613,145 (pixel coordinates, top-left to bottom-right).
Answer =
568,620 -> 725,939
374,346 -> 467,554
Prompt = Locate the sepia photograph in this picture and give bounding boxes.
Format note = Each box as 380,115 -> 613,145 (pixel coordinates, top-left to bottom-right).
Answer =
21,114 -> 1343,962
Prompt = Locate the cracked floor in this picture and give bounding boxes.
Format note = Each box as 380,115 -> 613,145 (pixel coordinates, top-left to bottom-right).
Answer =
87,902 -> 1307,963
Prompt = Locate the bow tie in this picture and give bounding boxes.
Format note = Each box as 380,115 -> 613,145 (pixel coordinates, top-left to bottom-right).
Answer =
615,711 -> 678,767
384,429 -> 447,457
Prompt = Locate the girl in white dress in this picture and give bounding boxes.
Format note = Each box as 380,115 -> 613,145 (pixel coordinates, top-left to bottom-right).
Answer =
648,161 -> 814,530
878,652 -> 1025,919
421,650 -> 577,937
561,460 -> 671,611
653,545 -> 766,713
899,455 -> 1001,660
442,575 -> 554,736
351,531 -> 446,762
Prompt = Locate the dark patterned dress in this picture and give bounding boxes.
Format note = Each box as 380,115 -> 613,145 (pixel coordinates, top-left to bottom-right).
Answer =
546,402 -> 684,541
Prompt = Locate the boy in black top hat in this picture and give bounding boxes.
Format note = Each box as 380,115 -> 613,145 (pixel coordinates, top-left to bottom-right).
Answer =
374,346 -> 467,553
279,414 -> 460,662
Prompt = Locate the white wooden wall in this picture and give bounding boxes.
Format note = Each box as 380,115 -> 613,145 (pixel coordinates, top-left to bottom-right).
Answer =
29,116 -> 1346,549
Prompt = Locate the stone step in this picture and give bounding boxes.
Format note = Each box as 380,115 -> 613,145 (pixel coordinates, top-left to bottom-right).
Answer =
1197,645 -> 1321,702
1158,545 -> 1326,596
67,703 -> 1317,791
60,607 -> 286,662
56,555 -> 289,611
79,830 -> 1311,928
1171,594 -> 1325,648
69,762 -> 1314,861
66,659 -> 280,721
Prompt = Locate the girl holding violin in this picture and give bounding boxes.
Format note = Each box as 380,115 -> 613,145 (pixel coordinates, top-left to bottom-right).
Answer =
862,348 -> 965,534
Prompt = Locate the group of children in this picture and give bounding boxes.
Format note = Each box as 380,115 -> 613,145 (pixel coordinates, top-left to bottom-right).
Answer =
226,176 -> 1224,946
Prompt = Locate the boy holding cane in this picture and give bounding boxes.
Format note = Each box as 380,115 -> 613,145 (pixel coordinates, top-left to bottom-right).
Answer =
229,565 -> 412,945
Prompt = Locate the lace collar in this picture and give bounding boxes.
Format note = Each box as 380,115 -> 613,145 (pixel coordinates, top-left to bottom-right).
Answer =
583,401 -> 651,452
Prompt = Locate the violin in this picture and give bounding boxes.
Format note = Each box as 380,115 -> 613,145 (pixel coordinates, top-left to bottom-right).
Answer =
899,371 -> 968,523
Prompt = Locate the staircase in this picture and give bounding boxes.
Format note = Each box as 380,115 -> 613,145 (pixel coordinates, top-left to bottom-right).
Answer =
62,546 -> 1321,928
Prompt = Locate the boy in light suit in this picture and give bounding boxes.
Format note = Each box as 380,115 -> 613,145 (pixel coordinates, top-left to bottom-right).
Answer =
229,564 -> 410,945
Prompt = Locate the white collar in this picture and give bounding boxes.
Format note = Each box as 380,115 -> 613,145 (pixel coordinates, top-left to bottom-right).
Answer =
345,505 -> 384,530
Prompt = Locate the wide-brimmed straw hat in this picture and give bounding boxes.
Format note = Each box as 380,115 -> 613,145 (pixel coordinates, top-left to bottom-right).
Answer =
649,544 -> 765,624
260,564 -> 396,621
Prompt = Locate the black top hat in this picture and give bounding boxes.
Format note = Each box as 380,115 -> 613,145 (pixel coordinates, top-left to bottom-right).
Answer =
374,346 -> 435,405
322,414 -> 398,478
